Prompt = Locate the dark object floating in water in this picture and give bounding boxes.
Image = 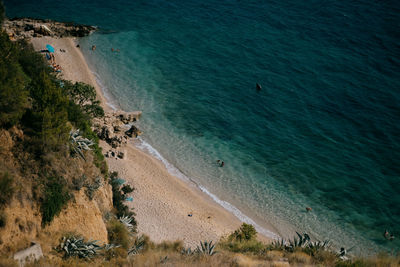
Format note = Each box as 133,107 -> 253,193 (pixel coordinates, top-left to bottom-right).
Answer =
256,83 -> 262,90
384,230 -> 395,241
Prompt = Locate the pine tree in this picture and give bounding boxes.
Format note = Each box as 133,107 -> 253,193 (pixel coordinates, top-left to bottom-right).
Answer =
0,31 -> 29,127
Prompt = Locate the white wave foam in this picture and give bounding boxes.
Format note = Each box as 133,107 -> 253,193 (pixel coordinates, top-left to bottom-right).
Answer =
135,137 -> 280,240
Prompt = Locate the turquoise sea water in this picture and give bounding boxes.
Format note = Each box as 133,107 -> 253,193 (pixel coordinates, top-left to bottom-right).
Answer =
5,0 -> 400,254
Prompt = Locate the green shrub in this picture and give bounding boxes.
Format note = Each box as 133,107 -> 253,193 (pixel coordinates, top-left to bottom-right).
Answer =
17,39 -> 50,78
0,32 -> 29,127
0,210 -> 6,228
229,223 -> 257,242
28,72 -> 70,151
155,240 -> 183,252
219,237 -> 264,254
109,172 -> 136,229
107,219 -> 131,249
41,176 -> 70,225
0,172 -> 14,207
64,81 -> 104,118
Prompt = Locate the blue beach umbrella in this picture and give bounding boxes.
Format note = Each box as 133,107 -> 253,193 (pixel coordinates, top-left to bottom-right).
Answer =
46,44 -> 55,53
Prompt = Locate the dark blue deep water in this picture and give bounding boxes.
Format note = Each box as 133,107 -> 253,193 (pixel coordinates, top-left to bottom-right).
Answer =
5,0 -> 400,254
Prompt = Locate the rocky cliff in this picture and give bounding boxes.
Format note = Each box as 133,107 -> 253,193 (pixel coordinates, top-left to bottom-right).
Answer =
2,18 -> 96,40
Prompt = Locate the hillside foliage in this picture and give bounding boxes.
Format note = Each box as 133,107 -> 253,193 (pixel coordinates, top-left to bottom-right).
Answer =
0,9 -> 106,228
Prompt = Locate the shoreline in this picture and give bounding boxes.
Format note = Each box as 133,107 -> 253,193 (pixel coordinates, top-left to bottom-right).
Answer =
30,36 -> 274,246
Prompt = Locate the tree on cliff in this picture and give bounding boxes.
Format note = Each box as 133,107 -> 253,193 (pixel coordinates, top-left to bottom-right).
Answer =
26,71 -> 70,150
0,31 -> 29,127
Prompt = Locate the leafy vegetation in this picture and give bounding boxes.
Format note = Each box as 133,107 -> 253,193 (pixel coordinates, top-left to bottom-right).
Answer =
128,235 -> 147,255
109,171 -> 137,232
40,176 -> 70,225
0,12 -> 108,229
230,223 -> 257,242
219,223 -> 264,253
69,129 -> 94,160
107,219 -> 131,250
195,241 -> 217,256
64,81 -> 104,118
0,210 -> 6,228
0,32 -> 29,128
0,172 -> 14,208
58,235 -> 102,259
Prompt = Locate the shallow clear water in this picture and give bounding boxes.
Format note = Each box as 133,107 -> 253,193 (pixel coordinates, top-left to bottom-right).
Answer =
6,0 -> 400,254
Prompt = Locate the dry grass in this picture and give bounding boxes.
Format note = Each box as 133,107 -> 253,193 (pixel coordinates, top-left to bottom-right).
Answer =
107,219 -> 131,249
3,249 -> 400,267
265,250 -> 285,261
0,258 -> 18,267
287,251 -> 312,265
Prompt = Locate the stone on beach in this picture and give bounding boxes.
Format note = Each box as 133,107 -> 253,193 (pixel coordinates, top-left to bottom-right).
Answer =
3,18 -> 96,40
13,242 -> 43,266
125,125 -> 141,138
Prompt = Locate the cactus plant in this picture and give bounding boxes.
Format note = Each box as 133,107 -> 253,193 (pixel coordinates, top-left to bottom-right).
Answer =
70,129 -> 94,159
59,236 -> 102,259
102,243 -> 121,251
128,235 -> 146,255
58,236 -> 121,259
119,215 -> 135,233
181,247 -> 194,256
286,232 -> 310,251
195,241 -> 217,256
84,176 -> 102,200
271,238 -> 287,250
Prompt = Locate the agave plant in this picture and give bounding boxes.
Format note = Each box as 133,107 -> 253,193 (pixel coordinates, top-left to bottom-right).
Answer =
59,236 -> 102,259
102,243 -> 121,251
128,235 -> 146,255
286,232 -> 310,252
195,241 -> 217,256
119,215 -> 135,233
70,129 -> 94,159
84,177 -> 102,200
181,247 -> 194,256
270,238 -> 287,250
308,240 -> 330,251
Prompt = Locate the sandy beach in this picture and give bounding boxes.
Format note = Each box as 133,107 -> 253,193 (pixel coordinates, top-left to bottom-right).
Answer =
30,36 -> 271,247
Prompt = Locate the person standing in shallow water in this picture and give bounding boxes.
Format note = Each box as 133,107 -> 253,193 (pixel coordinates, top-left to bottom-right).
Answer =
216,160 -> 224,167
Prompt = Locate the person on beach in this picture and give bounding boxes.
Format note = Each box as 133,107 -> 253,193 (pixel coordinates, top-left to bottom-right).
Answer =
92,45 -> 96,51
220,161 -> 225,167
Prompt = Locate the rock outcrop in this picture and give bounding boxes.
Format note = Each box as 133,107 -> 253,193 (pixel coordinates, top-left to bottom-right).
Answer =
2,18 -> 96,40
92,111 -> 142,159
13,242 -> 43,267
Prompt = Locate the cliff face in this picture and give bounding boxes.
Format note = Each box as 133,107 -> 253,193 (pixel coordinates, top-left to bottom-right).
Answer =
0,188 -> 111,254
0,127 -> 112,255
